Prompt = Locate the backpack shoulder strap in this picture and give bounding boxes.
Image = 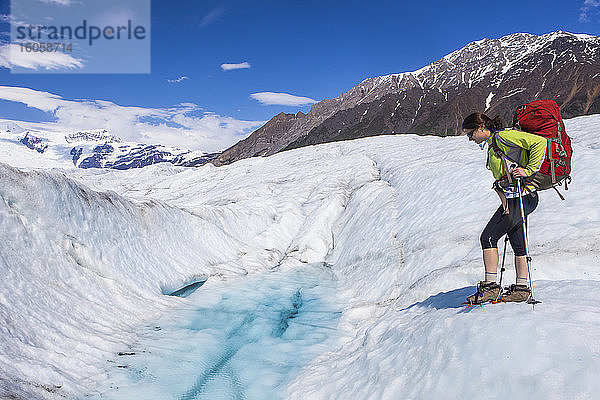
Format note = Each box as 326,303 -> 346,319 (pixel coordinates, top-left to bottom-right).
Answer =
493,130 -> 525,166
491,132 -> 517,186
490,132 -> 502,156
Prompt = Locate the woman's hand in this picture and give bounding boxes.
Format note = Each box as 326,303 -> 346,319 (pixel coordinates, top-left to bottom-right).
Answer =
511,167 -> 528,178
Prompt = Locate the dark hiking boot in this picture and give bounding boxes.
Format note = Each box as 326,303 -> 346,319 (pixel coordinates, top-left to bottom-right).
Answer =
466,281 -> 502,305
501,284 -> 531,303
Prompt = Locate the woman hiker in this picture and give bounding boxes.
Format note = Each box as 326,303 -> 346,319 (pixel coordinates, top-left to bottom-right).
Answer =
463,112 -> 547,304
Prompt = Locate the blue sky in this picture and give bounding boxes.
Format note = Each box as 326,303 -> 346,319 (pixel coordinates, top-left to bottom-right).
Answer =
1,0 -> 599,151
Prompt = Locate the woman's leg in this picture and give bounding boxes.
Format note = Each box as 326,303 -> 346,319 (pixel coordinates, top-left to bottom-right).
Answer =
483,248 -> 499,282
480,205 -> 513,282
514,256 -> 528,285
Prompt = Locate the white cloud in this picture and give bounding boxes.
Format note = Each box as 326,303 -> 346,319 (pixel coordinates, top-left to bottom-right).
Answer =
580,0 -> 600,21
0,44 -> 84,71
200,7 -> 226,27
168,112 -> 263,151
89,6 -> 139,28
250,92 -> 318,107
221,62 -> 251,71
0,86 -> 265,152
38,0 -> 75,5
167,76 -> 189,83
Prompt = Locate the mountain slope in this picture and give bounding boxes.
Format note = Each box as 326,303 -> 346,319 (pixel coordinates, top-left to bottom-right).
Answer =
0,122 -> 217,170
216,31 -> 600,164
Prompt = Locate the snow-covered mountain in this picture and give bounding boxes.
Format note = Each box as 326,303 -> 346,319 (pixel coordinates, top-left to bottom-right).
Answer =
0,123 -> 218,170
217,31 -> 600,164
1,113 -> 599,399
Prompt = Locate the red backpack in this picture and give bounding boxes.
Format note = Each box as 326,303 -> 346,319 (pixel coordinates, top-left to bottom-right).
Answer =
512,99 -> 573,198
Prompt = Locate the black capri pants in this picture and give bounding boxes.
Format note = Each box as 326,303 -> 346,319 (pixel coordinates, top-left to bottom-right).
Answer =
480,193 -> 539,256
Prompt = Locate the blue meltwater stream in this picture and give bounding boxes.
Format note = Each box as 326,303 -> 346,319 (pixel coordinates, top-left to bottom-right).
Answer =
90,263 -> 342,400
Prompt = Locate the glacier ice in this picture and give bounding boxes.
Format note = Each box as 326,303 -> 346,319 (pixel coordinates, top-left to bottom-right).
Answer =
1,114 -> 600,399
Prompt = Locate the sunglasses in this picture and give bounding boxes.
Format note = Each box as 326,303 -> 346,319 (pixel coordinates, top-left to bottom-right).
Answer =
464,126 -> 480,139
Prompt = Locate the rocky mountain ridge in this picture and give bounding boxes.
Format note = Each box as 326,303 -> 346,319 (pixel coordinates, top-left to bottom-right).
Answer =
216,31 -> 600,165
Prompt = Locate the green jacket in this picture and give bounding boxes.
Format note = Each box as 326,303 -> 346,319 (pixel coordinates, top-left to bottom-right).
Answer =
486,128 -> 547,182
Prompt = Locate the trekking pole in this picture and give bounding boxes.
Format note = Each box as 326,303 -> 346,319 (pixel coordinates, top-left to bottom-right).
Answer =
498,235 -> 508,286
496,235 -> 509,302
516,178 -> 540,307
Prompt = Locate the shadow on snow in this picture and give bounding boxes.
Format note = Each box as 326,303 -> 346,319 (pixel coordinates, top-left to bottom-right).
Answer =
401,286 -> 476,312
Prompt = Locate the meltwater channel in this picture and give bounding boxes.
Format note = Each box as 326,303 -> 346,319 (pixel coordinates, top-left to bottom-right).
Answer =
90,263 -> 341,400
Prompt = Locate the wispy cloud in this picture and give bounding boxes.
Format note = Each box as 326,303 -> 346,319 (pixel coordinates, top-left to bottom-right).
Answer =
200,6 -> 226,27
580,0 -> 600,21
221,62 -> 251,71
167,76 -> 189,83
0,86 -> 264,152
0,44 -> 84,71
250,92 -> 318,107
38,0 -> 75,5
0,16 -> 9,41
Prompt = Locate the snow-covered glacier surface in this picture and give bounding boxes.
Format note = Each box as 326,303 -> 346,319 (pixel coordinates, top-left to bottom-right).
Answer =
1,114 -> 600,399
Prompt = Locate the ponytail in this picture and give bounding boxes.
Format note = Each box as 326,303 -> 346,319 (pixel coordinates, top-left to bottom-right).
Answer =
462,112 -> 504,133
489,115 -> 504,132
